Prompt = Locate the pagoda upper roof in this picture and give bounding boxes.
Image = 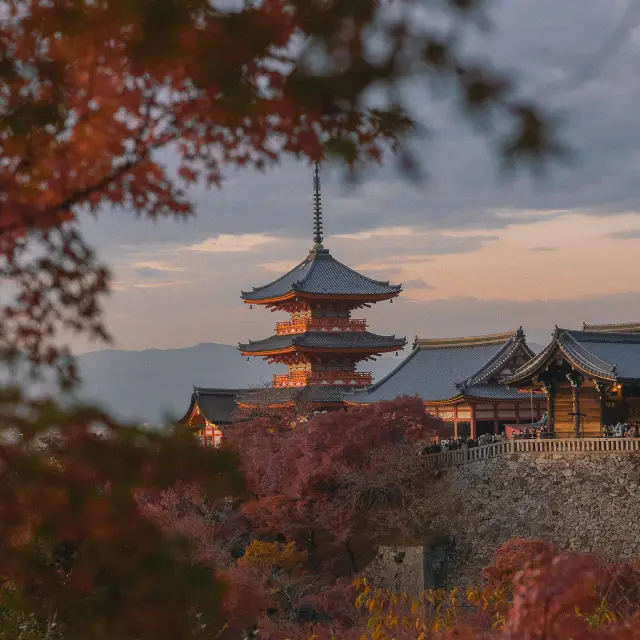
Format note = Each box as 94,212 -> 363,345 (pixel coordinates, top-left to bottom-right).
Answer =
508,327 -> 640,385
241,247 -> 402,302
348,329 -> 539,404
239,331 -> 406,354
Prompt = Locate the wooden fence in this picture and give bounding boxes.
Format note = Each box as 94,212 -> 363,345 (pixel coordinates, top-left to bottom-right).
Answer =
419,437 -> 640,469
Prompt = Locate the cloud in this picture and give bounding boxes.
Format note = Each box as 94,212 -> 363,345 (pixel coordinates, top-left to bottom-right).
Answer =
355,266 -> 405,282
132,261 -> 185,273
403,278 -> 434,290
65,0 -> 640,357
186,233 -> 278,253
71,287 -> 640,354
133,267 -> 174,280
257,260 -> 301,274
77,1 -> 640,252
335,228 -> 500,258
132,281 -> 187,289
334,226 -> 414,241
606,229 -> 640,240
353,255 -> 434,270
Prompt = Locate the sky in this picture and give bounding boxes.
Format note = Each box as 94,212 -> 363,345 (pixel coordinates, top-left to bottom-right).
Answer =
75,0 -> 640,354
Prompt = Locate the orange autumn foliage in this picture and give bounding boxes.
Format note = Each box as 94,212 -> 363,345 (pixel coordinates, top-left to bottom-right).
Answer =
0,387 -> 244,639
0,0 -> 558,381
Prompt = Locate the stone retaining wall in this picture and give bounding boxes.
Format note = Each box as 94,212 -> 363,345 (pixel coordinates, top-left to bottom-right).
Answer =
369,450 -> 640,592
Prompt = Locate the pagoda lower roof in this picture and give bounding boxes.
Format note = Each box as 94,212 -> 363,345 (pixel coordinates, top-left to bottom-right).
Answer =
348,329 -> 539,404
238,386 -> 347,407
239,331 -> 406,354
241,247 -> 401,302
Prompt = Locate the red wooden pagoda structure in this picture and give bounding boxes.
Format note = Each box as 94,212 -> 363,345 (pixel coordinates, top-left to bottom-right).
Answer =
238,165 -> 406,409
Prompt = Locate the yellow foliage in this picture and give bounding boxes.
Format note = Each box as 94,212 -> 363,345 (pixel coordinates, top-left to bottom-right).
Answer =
345,576 -> 624,640
575,598 -> 619,629
350,580 -> 512,639
239,540 -> 307,574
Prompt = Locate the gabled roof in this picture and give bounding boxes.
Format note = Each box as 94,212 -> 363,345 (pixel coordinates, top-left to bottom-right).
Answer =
349,329 -> 536,404
178,387 -> 244,426
582,321 -> 640,333
239,331 -> 406,354
240,248 -> 401,302
508,327 -> 640,384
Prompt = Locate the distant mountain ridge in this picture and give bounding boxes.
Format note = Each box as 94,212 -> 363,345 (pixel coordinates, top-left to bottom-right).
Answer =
1,340 -> 545,425
71,342 -> 402,424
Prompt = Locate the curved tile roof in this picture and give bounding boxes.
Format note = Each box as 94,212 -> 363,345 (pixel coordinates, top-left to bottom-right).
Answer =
582,321 -> 640,333
508,328 -> 640,383
178,387 -> 244,425
239,331 -> 406,353
241,248 -> 402,301
349,330 -> 532,403
238,386 -> 346,406
463,383 -> 545,401
564,329 -> 640,380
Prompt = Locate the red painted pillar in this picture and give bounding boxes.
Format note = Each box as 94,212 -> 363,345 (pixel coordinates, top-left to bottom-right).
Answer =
470,404 -> 477,440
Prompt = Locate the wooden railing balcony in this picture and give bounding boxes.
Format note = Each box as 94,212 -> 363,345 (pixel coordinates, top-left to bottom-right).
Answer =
275,318 -> 368,335
273,370 -> 373,388
416,437 -> 640,469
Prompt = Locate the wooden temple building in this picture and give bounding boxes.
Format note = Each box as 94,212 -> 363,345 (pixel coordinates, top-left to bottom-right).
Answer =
178,388 -> 243,446
236,165 -> 406,410
347,329 -> 545,438
175,169 -> 640,445
506,323 -> 640,438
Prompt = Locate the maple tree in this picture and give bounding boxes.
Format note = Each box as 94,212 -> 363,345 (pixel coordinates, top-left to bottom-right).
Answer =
481,537 -> 561,591
129,407 -> 640,640
141,398 -> 446,637
0,0 -> 560,380
229,396 -> 448,576
0,387 -> 244,639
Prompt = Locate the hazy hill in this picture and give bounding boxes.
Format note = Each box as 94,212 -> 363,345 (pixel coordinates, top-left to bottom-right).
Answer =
2,340 -> 544,425
71,343 -> 401,424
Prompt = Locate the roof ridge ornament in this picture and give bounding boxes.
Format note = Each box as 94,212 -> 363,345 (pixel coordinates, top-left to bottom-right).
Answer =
312,163 -> 324,249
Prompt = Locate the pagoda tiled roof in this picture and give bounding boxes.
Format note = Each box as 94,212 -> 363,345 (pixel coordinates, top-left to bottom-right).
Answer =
177,387 -> 244,425
508,327 -> 640,384
238,386 -> 347,407
348,329 -> 538,404
241,247 -> 402,301
239,331 -> 406,353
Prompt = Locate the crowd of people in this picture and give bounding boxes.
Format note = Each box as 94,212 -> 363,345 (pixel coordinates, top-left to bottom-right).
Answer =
420,424 -> 639,454
421,433 -> 504,454
603,422 -> 639,437
512,424 -> 552,439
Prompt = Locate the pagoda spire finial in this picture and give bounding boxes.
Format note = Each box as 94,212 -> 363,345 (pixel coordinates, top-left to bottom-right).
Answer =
312,163 -> 324,248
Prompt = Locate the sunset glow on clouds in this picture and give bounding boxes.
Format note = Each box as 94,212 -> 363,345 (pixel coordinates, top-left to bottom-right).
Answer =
186,233 -> 279,254
73,0 -> 640,354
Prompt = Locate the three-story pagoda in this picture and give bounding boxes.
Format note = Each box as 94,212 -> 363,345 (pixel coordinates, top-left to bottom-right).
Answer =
238,166 -> 406,409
